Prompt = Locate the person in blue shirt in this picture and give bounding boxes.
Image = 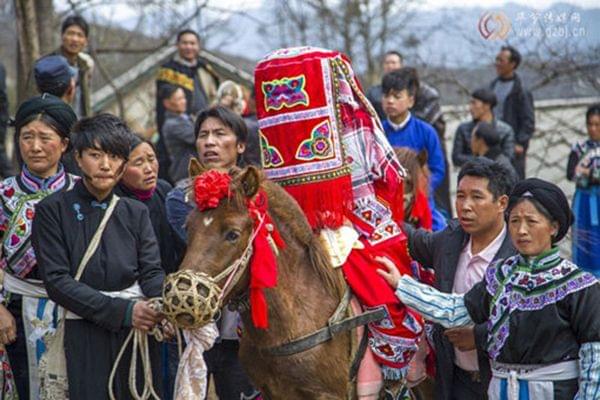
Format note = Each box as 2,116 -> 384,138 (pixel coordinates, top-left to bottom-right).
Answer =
381,68 -> 447,230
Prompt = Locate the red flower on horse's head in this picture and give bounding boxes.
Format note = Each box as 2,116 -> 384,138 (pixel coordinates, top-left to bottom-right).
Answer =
194,170 -> 232,211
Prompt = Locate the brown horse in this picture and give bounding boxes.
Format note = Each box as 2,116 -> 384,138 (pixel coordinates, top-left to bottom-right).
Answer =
179,162 -> 353,399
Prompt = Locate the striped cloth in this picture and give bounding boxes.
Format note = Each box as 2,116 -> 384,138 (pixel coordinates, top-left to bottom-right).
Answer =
395,275 -> 473,328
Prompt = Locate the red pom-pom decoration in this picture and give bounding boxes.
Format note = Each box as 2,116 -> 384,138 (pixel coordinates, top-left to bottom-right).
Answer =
194,171 -> 232,211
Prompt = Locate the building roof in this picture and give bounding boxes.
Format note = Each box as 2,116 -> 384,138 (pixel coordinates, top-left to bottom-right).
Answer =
92,46 -> 254,113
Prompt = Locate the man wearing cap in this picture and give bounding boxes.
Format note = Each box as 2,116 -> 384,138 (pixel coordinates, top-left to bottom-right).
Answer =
452,88 -> 515,168
48,15 -> 94,117
34,56 -> 77,104
33,55 -> 81,174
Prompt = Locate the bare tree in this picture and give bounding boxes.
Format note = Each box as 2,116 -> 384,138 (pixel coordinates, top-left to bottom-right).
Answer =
259,0 -> 415,86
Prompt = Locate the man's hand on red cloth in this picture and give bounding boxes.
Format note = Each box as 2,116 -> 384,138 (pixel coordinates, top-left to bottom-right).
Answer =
375,256 -> 401,288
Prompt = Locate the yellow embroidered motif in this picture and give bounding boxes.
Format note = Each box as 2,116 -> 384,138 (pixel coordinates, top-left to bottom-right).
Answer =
157,68 -> 194,92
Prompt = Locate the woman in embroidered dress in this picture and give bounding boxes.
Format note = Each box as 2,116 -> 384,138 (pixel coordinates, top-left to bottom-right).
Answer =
116,135 -> 185,399
0,94 -> 77,399
377,178 -> 600,400
31,114 -> 165,399
567,103 -> 600,277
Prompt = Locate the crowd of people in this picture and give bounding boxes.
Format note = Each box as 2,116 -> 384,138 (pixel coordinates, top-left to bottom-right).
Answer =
0,13 -> 597,400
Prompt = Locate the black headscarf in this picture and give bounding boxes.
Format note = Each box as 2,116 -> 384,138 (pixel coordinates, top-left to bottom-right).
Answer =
508,178 -> 574,243
14,93 -> 77,139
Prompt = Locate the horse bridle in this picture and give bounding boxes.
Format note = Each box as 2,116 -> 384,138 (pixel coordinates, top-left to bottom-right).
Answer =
206,210 -> 265,305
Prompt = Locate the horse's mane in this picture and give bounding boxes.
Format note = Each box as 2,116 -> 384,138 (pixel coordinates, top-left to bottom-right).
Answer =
227,168 -> 345,301
261,180 -> 346,300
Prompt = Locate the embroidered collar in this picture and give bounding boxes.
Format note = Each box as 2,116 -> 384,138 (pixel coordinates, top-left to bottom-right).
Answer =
20,164 -> 66,193
484,251 -> 597,360
515,247 -> 562,272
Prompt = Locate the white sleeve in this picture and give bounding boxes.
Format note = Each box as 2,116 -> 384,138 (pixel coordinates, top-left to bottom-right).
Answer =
395,274 -> 473,328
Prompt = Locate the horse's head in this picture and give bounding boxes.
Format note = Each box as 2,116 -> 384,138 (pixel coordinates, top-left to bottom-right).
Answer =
178,158 -> 263,305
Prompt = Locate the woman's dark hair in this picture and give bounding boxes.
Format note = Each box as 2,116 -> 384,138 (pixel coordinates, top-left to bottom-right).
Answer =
128,134 -> 157,154
72,114 -> 133,160
14,113 -> 69,166
586,103 -> 600,123
507,196 -> 554,223
457,157 -> 516,199
157,84 -> 182,103
61,15 -> 89,37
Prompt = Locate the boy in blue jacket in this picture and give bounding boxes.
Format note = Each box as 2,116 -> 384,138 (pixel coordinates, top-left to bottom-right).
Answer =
381,68 -> 447,230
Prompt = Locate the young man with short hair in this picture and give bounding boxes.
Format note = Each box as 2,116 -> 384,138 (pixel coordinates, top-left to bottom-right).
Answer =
381,68 -> 446,230
49,15 -> 94,117
403,158 -> 517,400
452,88 -> 515,167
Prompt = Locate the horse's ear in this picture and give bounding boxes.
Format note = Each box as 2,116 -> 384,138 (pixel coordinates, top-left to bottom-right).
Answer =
239,166 -> 261,198
188,158 -> 206,178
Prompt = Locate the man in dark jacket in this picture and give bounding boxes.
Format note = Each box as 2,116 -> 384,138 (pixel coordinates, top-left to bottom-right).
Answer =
155,29 -> 219,181
490,46 -> 535,179
452,88 -> 515,168
404,158 -> 517,400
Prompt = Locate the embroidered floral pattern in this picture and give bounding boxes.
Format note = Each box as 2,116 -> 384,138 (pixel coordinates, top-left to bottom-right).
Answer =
259,132 -> 284,168
368,327 -> 419,368
485,251 -> 598,359
0,169 -> 76,279
261,75 -> 309,111
295,120 -> 334,161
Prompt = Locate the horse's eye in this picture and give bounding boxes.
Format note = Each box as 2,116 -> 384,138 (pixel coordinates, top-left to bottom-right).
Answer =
225,230 -> 240,242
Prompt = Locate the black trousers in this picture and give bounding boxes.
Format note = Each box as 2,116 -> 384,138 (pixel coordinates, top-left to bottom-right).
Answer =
513,148 -> 527,180
451,367 -> 487,400
5,296 -> 28,399
204,340 -> 258,400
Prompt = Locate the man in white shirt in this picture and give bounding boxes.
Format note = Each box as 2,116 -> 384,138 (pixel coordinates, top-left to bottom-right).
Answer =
403,157 -> 517,400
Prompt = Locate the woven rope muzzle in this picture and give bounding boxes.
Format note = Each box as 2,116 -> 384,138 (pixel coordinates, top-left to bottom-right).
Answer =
162,222 -> 258,329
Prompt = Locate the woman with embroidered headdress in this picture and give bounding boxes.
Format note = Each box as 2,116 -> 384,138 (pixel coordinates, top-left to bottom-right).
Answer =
378,178 -> 600,399
567,103 -> 600,277
0,94 -> 78,399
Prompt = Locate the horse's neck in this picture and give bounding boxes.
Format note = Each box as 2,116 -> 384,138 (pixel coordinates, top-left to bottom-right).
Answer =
240,225 -> 341,347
